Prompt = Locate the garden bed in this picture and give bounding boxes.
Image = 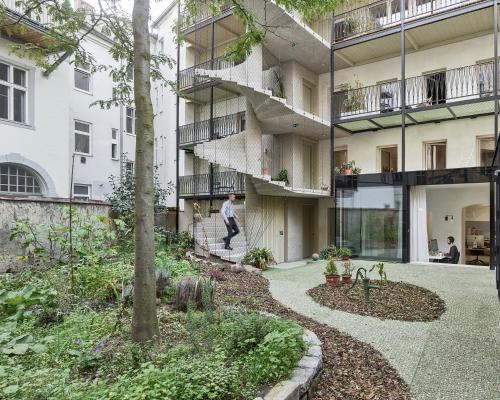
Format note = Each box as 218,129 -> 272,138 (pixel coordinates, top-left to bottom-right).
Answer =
213,269 -> 412,400
307,280 -> 446,322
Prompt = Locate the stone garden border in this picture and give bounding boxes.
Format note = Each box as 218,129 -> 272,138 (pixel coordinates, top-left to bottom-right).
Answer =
255,329 -> 323,400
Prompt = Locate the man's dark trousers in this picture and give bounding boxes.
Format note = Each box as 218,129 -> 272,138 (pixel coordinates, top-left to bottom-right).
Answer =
224,217 -> 239,247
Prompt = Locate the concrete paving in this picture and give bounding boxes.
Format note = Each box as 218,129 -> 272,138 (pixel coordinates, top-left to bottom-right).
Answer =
265,261 -> 500,400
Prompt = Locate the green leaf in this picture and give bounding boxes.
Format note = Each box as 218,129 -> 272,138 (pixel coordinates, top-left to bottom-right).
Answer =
3,385 -> 19,395
3,343 -> 30,355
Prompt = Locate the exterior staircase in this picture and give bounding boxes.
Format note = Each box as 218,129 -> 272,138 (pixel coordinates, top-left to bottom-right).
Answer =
193,209 -> 248,264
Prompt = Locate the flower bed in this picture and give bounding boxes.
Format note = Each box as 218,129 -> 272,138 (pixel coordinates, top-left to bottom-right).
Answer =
307,281 -> 446,322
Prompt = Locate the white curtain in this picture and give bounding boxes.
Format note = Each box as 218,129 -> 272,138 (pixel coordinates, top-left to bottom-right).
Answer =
410,186 -> 429,262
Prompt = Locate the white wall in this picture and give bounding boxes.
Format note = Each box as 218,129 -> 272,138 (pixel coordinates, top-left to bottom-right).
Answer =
426,183 -> 489,263
335,115 -> 494,173
153,3 -> 181,206
0,38 -> 71,198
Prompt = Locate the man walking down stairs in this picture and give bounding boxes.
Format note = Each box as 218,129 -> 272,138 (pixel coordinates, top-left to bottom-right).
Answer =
220,193 -> 240,250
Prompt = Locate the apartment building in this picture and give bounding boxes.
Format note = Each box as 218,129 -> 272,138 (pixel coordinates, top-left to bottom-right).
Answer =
171,0 -> 499,267
332,0 -> 498,267
0,0 -> 177,204
171,0 -> 334,263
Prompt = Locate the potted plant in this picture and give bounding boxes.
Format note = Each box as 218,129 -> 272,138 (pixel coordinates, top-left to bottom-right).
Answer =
319,245 -> 338,260
271,169 -> 290,185
320,182 -> 329,191
324,259 -> 340,287
242,247 -> 275,271
335,161 -> 362,176
342,260 -> 353,284
336,247 -> 352,261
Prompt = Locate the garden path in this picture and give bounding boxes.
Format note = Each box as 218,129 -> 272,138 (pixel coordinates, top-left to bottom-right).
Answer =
265,261 -> 500,400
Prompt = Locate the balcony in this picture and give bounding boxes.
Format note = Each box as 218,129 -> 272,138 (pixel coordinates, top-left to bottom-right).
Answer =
333,61 -> 497,133
179,1 -> 232,33
178,170 -> 246,198
179,112 -> 246,150
333,0 -> 487,43
178,57 -> 243,92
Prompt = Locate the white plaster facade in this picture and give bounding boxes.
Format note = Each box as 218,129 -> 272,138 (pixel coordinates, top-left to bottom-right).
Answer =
0,2 -> 178,205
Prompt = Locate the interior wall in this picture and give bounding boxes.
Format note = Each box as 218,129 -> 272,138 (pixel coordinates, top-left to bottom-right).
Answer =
426,183 -> 489,263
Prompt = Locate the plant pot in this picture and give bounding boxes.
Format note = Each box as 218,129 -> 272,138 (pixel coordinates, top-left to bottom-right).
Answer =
342,275 -> 352,285
342,256 -> 350,261
262,168 -> 270,176
343,168 -> 353,176
325,275 -> 341,287
321,185 -> 329,191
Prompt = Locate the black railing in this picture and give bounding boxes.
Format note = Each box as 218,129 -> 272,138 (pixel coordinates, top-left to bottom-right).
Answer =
333,0 -> 484,42
333,61 -> 495,119
178,171 -> 246,197
180,1 -> 232,32
178,57 -> 238,90
179,112 -> 246,147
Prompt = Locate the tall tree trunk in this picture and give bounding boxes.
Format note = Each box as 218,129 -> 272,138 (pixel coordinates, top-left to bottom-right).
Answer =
131,0 -> 159,342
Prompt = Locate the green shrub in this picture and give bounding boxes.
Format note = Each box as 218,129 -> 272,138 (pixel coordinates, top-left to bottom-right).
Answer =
0,286 -> 56,323
324,259 -> 339,276
319,244 -> 338,260
242,248 -> 275,270
243,324 -> 305,385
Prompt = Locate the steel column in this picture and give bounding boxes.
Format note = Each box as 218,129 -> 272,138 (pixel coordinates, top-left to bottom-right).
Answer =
330,11 -> 337,246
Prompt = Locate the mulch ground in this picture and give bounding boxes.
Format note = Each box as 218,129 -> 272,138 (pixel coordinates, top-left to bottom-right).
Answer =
308,280 -> 446,322
211,269 -> 411,400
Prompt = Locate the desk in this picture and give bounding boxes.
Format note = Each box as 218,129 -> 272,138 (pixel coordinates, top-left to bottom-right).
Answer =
466,248 -> 487,265
429,254 -> 446,262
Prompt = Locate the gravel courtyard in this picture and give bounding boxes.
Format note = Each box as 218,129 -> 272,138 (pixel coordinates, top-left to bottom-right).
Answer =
265,261 -> 500,400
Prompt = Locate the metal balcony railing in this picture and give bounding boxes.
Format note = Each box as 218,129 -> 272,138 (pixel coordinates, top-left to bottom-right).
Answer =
3,0 -> 52,26
179,112 -> 246,147
333,61 -> 495,119
180,1 -> 232,32
178,57 -> 239,90
178,171 -> 246,197
333,0 -> 484,42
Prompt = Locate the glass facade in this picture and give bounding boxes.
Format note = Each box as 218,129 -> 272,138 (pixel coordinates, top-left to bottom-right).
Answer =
336,185 -> 403,261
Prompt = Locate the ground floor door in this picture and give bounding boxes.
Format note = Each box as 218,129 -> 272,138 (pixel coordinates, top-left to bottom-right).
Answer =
262,197 -> 285,263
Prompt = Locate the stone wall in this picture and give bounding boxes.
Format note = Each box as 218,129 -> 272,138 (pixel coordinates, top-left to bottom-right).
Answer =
0,196 -> 110,271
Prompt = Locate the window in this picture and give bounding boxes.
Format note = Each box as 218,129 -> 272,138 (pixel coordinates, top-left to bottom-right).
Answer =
0,62 -> 28,123
73,184 -> 90,200
334,148 -> 347,171
126,107 -> 135,134
425,141 -> 446,170
74,63 -> 91,92
424,70 -> 446,105
478,136 -> 495,166
159,38 -> 164,54
379,146 -> 398,172
111,128 -> 119,160
125,161 -> 134,175
0,164 -> 41,194
74,120 -> 91,155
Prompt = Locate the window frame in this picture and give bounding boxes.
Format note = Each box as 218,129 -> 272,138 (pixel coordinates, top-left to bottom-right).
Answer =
477,135 -> 495,167
424,140 -> 447,170
378,145 -> 398,173
125,107 -> 135,135
74,63 -> 92,94
111,128 -> 119,160
0,164 -> 42,195
0,61 -> 29,125
74,120 -> 92,156
73,183 -> 91,201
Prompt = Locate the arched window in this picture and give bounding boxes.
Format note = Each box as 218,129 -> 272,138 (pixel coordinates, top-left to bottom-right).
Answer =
0,164 -> 42,195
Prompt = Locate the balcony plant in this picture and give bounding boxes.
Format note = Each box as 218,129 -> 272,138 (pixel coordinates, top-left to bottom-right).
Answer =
271,169 -> 290,185
324,259 -> 340,287
339,80 -> 364,113
335,161 -> 362,176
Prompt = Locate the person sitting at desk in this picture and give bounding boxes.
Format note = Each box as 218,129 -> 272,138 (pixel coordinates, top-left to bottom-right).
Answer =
444,236 -> 460,264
